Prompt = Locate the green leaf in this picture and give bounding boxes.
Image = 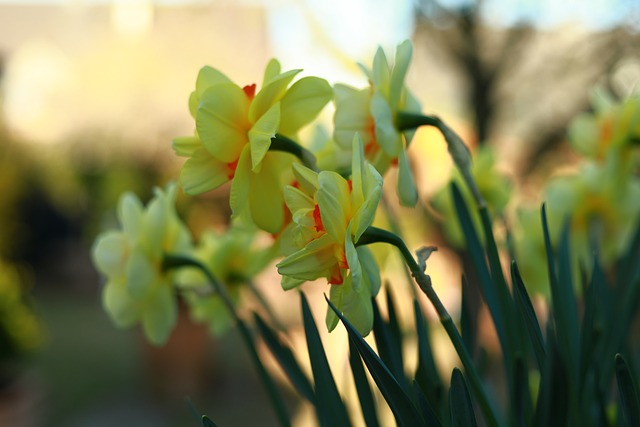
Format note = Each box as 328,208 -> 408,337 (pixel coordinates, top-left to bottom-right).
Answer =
451,184 -> 511,374
541,206 -> 579,391
301,293 -> 351,427
616,354 -> 640,427
449,368 -> 478,427
254,313 -> 316,403
372,289 -> 409,393
413,381 -> 443,427
511,261 -> 546,370
460,274 -> 478,357
349,338 -> 381,427
413,300 -> 445,417
513,355 -> 532,427
327,296 -> 426,427
202,416 -> 218,427
532,324 -> 569,427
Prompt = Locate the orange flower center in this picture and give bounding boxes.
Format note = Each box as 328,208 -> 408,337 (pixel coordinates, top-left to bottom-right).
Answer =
243,83 -> 257,100
226,159 -> 239,179
312,204 -> 325,233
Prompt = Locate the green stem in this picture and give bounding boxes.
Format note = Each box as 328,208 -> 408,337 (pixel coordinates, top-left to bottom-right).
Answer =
163,254 -> 291,427
357,227 -> 501,427
395,112 -> 486,209
270,133 -> 319,172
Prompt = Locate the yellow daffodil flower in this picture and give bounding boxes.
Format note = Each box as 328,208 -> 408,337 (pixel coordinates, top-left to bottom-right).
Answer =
569,93 -> 640,162
277,135 -> 382,335
333,40 -> 422,207
176,226 -> 277,336
515,161 -> 640,295
91,183 -> 193,345
174,60 -> 332,234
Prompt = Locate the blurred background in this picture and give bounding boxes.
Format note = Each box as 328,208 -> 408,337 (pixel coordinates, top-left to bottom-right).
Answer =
0,0 -> 638,426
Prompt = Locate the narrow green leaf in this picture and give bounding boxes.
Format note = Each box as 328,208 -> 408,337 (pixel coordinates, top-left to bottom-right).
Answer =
413,381 -> 444,427
615,354 -> 640,427
511,260 -> 546,370
254,313 -> 316,403
413,299 -> 445,416
301,293 -> 351,427
202,416 -> 218,427
451,183 -> 510,366
327,296 -> 426,427
460,274 -> 478,356
513,355 -> 532,427
533,324 -> 569,427
371,290 -> 409,393
449,368 -> 478,427
578,255 -> 607,385
556,218 -> 580,374
349,338 -> 381,427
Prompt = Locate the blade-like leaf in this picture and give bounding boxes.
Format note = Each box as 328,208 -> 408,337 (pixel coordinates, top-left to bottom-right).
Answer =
615,354 -> 640,427
254,313 -> 316,403
451,184 -> 510,371
371,289 -> 409,393
202,416 -> 218,427
327,296 -> 426,427
349,338 -> 381,427
413,299 -> 445,416
301,293 -> 351,427
511,260 -> 546,370
449,368 -> 478,427
541,207 -> 579,391
533,324 -> 569,427
413,381 -> 443,427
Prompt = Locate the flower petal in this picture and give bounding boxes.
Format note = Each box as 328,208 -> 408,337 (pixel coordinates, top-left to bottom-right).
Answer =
248,102 -> 280,171
172,135 -> 201,157
333,86 -> 372,149
325,274 -> 373,335
292,163 -> 320,195
141,283 -> 177,345
353,164 -> 382,242
125,246 -> 157,299
372,46 -> 390,98
197,83 -> 250,163
279,77 -> 332,136
229,145 -> 253,224
249,69 -> 300,123
277,234 -> 337,281
188,66 -> 233,117
118,192 -> 144,239
249,154 -> 286,233
262,58 -> 282,87
103,279 -> 139,327
370,91 -> 400,156
317,171 -> 350,243
397,147 -> 418,207
180,147 -> 231,195
389,40 -> 412,108
92,231 -> 129,278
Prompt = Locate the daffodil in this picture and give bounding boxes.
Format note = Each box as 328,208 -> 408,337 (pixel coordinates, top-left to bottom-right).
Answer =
514,161 -> 640,295
174,60 -> 332,234
176,226 -> 277,336
569,93 -> 640,162
277,135 -> 382,335
333,40 -> 422,207
91,183 -> 193,345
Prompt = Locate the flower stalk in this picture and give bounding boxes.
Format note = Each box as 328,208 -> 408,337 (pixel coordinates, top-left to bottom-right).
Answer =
356,226 -> 500,427
162,254 -> 291,427
270,133 -> 319,172
396,111 -> 486,209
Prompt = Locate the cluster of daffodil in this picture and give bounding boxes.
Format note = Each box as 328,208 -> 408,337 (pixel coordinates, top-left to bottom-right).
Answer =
515,92 -> 640,293
92,40 -> 453,344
